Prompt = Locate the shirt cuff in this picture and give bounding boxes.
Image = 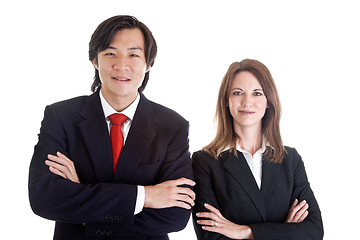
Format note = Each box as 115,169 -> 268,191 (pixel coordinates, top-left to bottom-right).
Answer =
134,185 -> 145,215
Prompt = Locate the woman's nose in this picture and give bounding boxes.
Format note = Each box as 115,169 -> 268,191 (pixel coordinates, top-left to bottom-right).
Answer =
241,95 -> 252,107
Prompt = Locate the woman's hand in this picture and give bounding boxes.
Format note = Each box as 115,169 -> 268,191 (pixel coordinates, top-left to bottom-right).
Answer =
286,199 -> 309,223
45,152 -> 80,183
196,203 -> 253,240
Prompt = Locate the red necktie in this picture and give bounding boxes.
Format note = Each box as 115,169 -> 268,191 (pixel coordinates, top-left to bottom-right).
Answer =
108,113 -> 128,173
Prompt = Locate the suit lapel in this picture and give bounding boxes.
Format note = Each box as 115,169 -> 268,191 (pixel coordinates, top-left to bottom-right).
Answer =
222,151 -> 267,221
113,94 -> 157,182
260,153 -> 281,202
79,91 -> 113,183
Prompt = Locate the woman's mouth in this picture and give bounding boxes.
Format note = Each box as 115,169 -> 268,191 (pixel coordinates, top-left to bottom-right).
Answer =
239,110 -> 255,115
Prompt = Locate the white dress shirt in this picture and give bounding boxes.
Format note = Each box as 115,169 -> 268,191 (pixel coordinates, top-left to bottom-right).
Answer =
236,141 -> 267,189
222,139 -> 267,190
99,91 -> 145,215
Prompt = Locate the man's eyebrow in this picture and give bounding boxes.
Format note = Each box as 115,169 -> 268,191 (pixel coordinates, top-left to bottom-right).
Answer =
128,46 -> 143,51
106,46 -> 143,51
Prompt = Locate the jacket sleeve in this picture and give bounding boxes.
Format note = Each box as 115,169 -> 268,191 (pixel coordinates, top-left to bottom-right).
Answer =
192,149 -> 324,240
29,105 -> 138,224
192,152 -> 230,240
29,105 -> 193,236
250,148 -> 324,240
85,120 -> 193,236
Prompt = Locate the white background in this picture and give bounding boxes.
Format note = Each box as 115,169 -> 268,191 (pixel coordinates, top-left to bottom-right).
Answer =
1,0 -> 359,239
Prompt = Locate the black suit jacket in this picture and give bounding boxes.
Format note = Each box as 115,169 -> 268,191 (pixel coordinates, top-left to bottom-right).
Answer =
29,91 -> 193,240
192,147 -> 323,240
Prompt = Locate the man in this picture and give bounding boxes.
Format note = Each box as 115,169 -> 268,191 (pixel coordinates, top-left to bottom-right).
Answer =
29,15 -> 195,240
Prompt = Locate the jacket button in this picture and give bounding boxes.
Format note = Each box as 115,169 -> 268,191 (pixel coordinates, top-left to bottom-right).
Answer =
107,231 -> 112,236
116,216 -> 122,221
105,214 -> 111,220
94,229 -> 101,235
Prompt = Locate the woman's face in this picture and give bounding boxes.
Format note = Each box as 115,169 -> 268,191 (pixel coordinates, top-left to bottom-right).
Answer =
228,71 -> 268,132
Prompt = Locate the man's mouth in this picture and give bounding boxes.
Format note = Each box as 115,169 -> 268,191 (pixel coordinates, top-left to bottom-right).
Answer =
113,77 -> 130,81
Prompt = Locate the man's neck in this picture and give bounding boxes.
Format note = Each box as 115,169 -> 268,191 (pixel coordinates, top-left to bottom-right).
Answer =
100,89 -> 137,112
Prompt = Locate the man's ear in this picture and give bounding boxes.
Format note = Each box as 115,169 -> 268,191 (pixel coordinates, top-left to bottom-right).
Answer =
92,59 -> 99,70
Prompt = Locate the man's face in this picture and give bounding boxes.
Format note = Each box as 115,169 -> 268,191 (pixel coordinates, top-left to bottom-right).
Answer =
94,28 -> 148,107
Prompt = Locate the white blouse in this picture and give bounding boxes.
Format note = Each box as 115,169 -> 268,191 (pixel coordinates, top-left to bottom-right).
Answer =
236,142 -> 267,189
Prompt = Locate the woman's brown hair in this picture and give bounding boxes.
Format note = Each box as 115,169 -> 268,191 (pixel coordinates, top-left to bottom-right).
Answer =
203,59 -> 285,163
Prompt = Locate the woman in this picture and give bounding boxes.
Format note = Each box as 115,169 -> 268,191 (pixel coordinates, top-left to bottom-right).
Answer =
192,59 -> 323,239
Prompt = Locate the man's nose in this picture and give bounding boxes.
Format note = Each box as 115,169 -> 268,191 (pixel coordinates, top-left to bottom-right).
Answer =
113,56 -> 129,70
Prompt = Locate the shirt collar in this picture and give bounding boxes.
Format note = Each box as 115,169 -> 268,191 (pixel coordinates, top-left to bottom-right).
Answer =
99,90 -> 140,121
236,138 -> 268,155
220,137 -> 268,156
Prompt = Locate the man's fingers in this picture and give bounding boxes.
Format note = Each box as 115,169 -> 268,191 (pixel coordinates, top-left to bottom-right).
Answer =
174,200 -> 192,210
176,193 -> 195,206
45,160 -> 65,171
173,177 -> 196,187
47,153 -> 75,173
177,186 -> 196,200
48,166 -> 67,179
48,153 -> 72,166
144,178 -> 196,209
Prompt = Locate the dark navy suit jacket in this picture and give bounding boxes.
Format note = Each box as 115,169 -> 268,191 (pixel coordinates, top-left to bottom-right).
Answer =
192,147 -> 323,240
29,90 -> 193,240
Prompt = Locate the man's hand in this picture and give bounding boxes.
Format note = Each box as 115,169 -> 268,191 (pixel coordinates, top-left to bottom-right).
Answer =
286,199 -> 309,223
45,152 -> 80,183
144,178 -> 196,210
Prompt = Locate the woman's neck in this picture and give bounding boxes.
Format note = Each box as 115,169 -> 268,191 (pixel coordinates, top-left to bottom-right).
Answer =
235,126 -> 262,156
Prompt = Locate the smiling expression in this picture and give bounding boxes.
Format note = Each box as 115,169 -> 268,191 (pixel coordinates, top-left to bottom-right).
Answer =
228,71 -> 268,132
93,28 -> 149,110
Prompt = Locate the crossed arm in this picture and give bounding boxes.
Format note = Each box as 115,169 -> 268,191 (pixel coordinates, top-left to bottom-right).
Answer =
46,152 -> 196,210
195,200 -> 309,240
192,149 -> 323,239
46,151 -> 306,239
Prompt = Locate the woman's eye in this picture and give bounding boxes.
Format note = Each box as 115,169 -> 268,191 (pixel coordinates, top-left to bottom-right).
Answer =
254,92 -> 263,96
233,91 -> 242,96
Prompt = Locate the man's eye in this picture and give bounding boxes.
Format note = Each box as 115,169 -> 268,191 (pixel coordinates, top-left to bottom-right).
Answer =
130,54 -> 139,57
105,53 -> 115,56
